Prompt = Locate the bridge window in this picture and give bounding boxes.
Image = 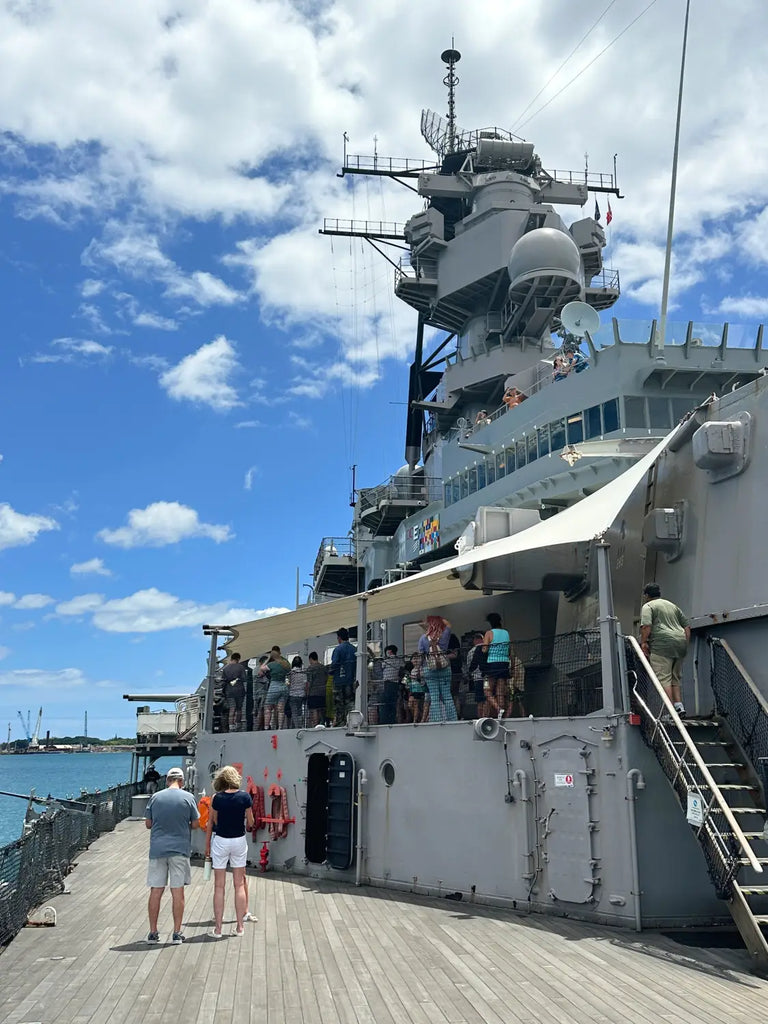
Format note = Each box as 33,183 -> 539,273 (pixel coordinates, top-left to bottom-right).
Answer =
477,463 -> 486,489
496,451 -> 507,479
460,473 -> 469,499
567,413 -> 584,444
468,467 -> 478,494
537,424 -> 550,457
550,418 -> 566,452
452,479 -> 460,503
602,399 -> 619,433
648,397 -> 671,429
444,482 -> 452,507
516,439 -> 527,469
624,396 -> 646,428
486,456 -> 496,485
585,405 -> 602,439
505,446 -> 516,474
527,432 -> 538,464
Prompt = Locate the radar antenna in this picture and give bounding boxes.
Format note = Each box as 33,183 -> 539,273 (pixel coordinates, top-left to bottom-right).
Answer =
441,44 -> 461,155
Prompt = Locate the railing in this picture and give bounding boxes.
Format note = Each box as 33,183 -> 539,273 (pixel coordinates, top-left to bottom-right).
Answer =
709,637 -> 768,800
586,267 -> 620,292
358,475 -> 442,514
0,781 -> 142,946
625,636 -> 762,896
176,695 -> 201,741
544,168 -> 617,191
342,155 -> 439,175
313,536 -> 356,579
320,218 -> 406,238
395,254 -> 439,285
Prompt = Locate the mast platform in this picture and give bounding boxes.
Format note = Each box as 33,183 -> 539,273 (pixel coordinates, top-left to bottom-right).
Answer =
1,819 -> 766,1023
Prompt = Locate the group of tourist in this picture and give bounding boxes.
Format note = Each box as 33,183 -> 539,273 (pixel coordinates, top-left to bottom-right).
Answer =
553,347 -> 588,381
144,763 -> 257,943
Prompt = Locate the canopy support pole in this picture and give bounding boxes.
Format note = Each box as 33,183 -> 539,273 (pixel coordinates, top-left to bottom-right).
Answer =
203,630 -> 219,732
356,595 -> 369,724
596,539 -> 623,713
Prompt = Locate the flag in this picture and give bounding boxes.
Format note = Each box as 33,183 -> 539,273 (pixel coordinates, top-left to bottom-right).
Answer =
606,199 -> 613,226
594,198 -> 601,221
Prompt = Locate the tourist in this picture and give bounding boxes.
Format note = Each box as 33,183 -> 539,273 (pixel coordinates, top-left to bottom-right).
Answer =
482,612 -> 511,716
475,410 -> 491,427
466,631 -> 487,717
640,583 -> 690,717
406,653 -> 427,723
418,615 -> 456,722
205,765 -> 254,938
144,766 -> 200,945
503,386 -> 526,409
221,652 -> 247,732
330,627 -> 357,725
379,644 -> 401,725
251,655 -> 270,730
143,762 -> 161,795
262,649 -> 289,730
288,656 -> 308,728
568,348 -> 589,373
553,354 -> 570,381
306,652 -> 327,727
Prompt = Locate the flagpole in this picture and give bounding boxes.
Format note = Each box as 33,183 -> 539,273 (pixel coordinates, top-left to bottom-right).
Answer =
657,0 -> 691,351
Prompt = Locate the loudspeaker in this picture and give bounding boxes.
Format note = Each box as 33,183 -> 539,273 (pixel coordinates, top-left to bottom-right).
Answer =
473,717 -> 501,740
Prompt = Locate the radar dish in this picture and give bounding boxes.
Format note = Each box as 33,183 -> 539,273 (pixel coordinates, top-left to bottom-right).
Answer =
560,301 -> 600,338
441,48 -> 461,64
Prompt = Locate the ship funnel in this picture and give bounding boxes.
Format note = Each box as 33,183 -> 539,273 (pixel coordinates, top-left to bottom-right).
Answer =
506,228 -> 583,338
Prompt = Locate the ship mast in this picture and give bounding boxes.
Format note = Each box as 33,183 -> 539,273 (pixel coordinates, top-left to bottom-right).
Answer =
441,45 -> 461,155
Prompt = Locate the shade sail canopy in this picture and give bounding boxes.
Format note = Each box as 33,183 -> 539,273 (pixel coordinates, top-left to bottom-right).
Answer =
228,431 -> 675,658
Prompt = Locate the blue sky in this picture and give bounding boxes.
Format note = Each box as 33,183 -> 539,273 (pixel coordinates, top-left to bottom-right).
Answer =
2,0 -> 768,738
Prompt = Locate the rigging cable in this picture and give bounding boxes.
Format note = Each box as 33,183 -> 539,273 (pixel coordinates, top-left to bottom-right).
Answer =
515,0 -> 659,135
511,0 -> 620,133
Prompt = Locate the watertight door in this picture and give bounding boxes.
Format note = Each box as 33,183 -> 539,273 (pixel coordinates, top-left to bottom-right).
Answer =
326,751 -> 357,871
304,753 -> 329,864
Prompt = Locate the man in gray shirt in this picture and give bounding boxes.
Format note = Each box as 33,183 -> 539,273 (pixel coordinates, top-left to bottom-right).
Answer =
144,766 -> 200,944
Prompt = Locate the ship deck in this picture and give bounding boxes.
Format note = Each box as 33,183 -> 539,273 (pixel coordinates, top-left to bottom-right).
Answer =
1,820 -> 767,1024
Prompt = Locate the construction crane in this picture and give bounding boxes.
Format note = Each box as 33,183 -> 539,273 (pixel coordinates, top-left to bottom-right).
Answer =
30,707 -> 43,749
16,710 -> 31,741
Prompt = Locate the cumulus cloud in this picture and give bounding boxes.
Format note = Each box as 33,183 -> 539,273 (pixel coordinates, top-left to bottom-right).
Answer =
0,667 -> 109,689
0,503 -> 59,551
56,593 -> 106,616
96,501 -> 232,548
0,591 -> 16,606
159,336 -> 242,411
13,593 -> 54,610
70,557 -> 112,576
133,311 -> 178,331
30,337 -> 113,364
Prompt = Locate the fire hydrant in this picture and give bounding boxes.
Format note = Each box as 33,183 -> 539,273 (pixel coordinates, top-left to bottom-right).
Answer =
259,841 -> 269,872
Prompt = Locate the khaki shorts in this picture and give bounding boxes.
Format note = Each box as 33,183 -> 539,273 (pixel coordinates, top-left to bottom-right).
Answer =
147,855 -> 191,888
649,652 -> 683,691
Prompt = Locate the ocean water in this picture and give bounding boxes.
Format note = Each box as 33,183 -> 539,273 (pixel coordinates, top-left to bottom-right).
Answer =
0,752 -> 175,848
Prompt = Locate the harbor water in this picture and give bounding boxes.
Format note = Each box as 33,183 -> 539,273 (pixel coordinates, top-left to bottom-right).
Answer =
0,752 -> 173,848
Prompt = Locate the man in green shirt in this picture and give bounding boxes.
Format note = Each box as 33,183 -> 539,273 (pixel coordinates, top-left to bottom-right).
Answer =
640,582 -> 690,717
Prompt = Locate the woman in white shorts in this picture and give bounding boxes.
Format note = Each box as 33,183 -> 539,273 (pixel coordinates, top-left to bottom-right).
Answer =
205,765 -> 254,937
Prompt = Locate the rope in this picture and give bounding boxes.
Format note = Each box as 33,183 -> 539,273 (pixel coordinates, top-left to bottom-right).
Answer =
268,785 -> 289,840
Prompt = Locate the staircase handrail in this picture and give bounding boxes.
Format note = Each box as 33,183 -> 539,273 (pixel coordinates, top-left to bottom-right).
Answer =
626,636 -> 763,876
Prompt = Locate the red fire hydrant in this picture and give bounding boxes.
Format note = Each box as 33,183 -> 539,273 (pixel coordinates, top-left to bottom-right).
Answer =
259,841 -> 269,872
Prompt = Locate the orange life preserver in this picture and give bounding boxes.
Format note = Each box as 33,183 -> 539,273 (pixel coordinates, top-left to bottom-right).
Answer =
197,795 -> 211,832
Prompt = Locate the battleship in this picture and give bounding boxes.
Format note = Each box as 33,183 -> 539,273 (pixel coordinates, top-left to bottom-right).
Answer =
181,44 -> 768,971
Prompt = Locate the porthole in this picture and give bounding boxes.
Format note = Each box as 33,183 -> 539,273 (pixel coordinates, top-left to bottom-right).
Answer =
380,760 -> 396,787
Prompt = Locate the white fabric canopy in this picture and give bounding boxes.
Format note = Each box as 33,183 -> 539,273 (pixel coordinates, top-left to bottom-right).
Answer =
229,431 -> 675,658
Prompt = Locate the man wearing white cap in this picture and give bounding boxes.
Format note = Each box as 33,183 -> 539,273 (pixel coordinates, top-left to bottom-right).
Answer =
144,766 -> 200,945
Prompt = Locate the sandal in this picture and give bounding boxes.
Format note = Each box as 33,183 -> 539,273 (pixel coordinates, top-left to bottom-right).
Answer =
209,930 -> 225,939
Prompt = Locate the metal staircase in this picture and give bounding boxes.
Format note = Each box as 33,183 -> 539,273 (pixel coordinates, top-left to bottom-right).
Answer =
625,636 -> 768,972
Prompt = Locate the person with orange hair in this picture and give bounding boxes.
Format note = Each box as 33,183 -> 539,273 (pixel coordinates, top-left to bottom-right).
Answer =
418,615 -> 456,722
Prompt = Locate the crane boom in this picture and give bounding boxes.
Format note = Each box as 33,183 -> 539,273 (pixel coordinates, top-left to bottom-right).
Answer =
16,710 -> 31,741
30,707 -> 43,748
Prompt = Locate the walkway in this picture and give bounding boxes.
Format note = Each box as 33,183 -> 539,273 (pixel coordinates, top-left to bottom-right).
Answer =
0,820 -> 766,1023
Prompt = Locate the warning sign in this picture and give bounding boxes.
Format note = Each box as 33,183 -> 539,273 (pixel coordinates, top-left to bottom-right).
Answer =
554,773 -> 574,787
687,793 -> 704,827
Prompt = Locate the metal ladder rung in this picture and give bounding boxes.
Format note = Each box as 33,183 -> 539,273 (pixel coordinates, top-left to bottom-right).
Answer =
704,762 -> 745,768
752,915 -> 768,924
715,784 -> 759,791
729,806 -> 766,814
743,831 -> 767,838
671,740 -> 727,746
739,858 -> 768,865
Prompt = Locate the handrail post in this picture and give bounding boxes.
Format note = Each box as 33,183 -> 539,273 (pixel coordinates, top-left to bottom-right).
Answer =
596,539 -> 623,713
355,594 -> 369,725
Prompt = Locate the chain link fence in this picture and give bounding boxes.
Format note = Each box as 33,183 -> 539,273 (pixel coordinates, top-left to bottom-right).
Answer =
0,781 -> 141,948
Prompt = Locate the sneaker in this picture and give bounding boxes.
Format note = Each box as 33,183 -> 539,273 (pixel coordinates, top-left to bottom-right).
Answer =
234,926 -> 245,937
674,702 -> 687,718
209,929 -> 225,939
171,932 -> 185,945
146,931 -> 160,944
243,911 -> 258,922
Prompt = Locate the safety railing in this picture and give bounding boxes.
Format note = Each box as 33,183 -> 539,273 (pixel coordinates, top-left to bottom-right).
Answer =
313,536 -> 356,579
709,637 -> 768,801
395,254 -> 439,285
176,695 -> 201,741
0,781 -> 141,947
320,218 -> 406,238
343,155 -> 439,175
625,636 -> 762,897
358,474 -> 442,514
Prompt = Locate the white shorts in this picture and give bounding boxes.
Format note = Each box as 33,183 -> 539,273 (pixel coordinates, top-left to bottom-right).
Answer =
147,855 -> 191,888
211,833 -> 248,870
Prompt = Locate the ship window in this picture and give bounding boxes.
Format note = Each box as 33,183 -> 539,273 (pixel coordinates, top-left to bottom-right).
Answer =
585,405 -> 602,439
648,397 -> 671,428
460,473 -> 469,499
567,413 -> 584,444
477,463 -> 487,489
550,418 -> 566,452
624,396 -> 646,428
468,467 -> 478,494
496,451 -> 506,479
444,483 -> 452,507
537,424 -> 550,457
603,399 -> 619,433
527,432 -> 538,463
672,397 -> 693,423
452,479 -> 460,503
504,446 -> 515,475
516,439 -> 527,468
486,457 -> 496,485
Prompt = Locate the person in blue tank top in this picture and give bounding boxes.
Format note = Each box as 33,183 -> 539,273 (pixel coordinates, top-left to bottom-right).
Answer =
482,612 -> 511,717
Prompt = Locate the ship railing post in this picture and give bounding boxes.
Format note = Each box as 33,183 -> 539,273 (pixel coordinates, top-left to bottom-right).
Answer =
203,629 -> 219,732
596,538 -> 623,714
356,594 -> 369,725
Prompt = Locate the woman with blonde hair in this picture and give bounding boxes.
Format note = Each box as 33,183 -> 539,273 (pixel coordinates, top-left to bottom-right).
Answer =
205,765 -> 254,938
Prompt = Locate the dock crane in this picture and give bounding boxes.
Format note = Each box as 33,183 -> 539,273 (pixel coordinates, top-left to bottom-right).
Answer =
16,710 -> 31,741
16,707 -> 42,747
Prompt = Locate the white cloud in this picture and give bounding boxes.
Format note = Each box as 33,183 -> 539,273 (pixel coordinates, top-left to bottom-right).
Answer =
0,591 -> 16,606
716,295 -> 768,318
56,593 -> 105,616
30,337 -> 113,364
13,593 -> 54,610
85,588 -> 289,633
0,503 -> 59,551
80,278 -> 104,298
244,466 -> 258,490
0,646 -> 9,661
159,336 -> 242,411
0,667 -> 104,689
133,311 -> 178,331
234,419 -> 264,429
97,501 -> 232,548
70,557 -> 112,577
288,411 -> 312,429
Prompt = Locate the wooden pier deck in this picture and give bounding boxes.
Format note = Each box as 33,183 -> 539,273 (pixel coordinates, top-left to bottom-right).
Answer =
1,819 -> 767,1024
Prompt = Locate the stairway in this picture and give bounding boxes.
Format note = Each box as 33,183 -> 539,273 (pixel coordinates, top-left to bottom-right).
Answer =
626,635 -> 768,972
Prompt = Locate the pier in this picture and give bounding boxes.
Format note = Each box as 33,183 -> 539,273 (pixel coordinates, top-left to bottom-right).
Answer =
1,821 -> 767,1023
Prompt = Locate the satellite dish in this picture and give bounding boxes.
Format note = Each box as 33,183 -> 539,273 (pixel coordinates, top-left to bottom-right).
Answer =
560,301 -> 601,338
